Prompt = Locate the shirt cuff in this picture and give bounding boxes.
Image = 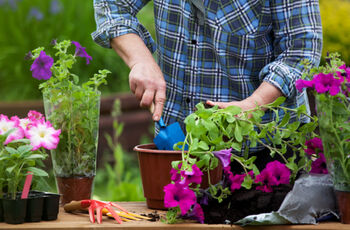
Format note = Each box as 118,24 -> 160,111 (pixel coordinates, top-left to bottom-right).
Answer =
91,19 -> 156,53
259,62 -> 299,99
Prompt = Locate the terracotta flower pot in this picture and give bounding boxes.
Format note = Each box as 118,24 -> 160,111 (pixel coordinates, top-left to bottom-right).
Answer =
336,190 -> 350,224
56,177 -> 94,205
134,143 -> 223,210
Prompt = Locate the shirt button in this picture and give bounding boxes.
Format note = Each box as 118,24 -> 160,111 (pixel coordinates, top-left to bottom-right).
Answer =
191,40 -> 197,45
186,97 -> 191,103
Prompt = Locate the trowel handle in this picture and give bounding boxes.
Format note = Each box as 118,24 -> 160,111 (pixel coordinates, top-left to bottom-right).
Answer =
157,117 -> 166,128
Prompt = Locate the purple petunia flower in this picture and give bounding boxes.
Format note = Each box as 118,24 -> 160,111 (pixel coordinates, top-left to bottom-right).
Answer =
187,203 -> 204,223
313,72 -> 343,96
305,137 -> 323,156
163,182 -> 197,215
181,164 -> 203,185
30,51 -> 54,80
295,79 -> 314,92
71,41 -> 92,64
310,153 -> 328,174
213,148 -> 232,168
255,168 -> 278,193
265,161 -> 291,185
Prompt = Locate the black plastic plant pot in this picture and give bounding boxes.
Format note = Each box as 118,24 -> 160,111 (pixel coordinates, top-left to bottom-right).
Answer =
2,198 -> 27,224
0,198 -> 3,222
42,193 -> 60,221
25,193 -> 44,222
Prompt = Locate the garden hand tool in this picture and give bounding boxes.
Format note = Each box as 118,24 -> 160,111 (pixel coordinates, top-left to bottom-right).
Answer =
150,103 -> 186,150
64,199 -> 133,224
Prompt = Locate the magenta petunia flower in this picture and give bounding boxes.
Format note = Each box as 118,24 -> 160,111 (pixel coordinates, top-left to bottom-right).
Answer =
313,72 -> 343,96
295,79 -> 314,92
0,115 -> 25,144
310,153 -> 328,174
188,203 -> 204,223
229,173 -> 245,191
181,164 -> 203,185
265,161 -> 291,185
170,163 -> 182,182
163,182 -> 197,215
30,51 -> 54,80
305,137 -> 323,156
213,148 -> 232,168
255,169 -> 278,193
25,119 -> 61,150
72,41 -> 92,64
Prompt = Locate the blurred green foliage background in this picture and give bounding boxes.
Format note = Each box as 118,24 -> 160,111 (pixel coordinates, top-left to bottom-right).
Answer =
0,0 -> 349,101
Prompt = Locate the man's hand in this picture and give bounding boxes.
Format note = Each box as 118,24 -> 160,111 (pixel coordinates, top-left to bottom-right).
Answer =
129,62 -> 166,121
206,81 -> 283,111
111,34 -> 166,121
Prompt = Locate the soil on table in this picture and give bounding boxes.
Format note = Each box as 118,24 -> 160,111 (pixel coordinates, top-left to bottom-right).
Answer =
201,184 -> 292,224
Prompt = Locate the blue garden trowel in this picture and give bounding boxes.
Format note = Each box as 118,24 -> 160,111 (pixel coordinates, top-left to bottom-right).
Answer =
153,117 -> 186,150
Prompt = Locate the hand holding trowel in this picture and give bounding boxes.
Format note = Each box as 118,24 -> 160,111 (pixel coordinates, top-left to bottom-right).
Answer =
150,103 -> 186,150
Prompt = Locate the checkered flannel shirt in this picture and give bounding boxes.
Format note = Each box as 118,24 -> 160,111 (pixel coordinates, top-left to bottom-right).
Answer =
92,0 -> 323,153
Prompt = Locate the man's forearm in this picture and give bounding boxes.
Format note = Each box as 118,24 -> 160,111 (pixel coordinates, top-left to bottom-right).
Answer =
247,81 -> 283,106
110,33 -> 156,68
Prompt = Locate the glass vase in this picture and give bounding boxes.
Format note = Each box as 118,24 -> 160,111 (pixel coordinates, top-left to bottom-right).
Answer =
315,94 -> 350,191
43,88 -> 100,204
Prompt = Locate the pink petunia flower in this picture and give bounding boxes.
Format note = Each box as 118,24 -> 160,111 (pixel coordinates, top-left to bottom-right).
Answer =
170,163 -> 182,182
310,153 -> 328,174
27,110 -> 44,121
213,148 -> 232,168
163,182 -> 197,215
265,161 -> 291,185
25,119 -> 61,150
181,164 -> 203,185
313,72 -> 343,96
255,169 -> 278,193
295,79 -> 314,92
229,173 -> 245,191
0,115 -> 25,144
305,137 -> 323,156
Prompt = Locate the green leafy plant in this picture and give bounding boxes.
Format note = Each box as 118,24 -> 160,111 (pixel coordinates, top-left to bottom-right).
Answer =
28,40 -> 110,178
297,53 -> 350,191
164,97 -> 318,223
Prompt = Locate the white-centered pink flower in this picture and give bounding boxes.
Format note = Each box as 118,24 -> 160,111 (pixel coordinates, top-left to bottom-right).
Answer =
0,115 -> 25,144
26,119 -> 61,150
19,118 -> 32,130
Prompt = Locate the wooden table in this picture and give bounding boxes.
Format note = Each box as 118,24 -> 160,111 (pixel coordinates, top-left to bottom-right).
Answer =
0,202 -> 349,230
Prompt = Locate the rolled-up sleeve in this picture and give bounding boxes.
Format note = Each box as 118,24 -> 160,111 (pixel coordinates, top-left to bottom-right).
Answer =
259,0 -> 323,99
91,0 -> 156,52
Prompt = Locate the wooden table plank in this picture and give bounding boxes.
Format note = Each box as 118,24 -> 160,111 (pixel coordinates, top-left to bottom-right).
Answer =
0,202 -> 349,230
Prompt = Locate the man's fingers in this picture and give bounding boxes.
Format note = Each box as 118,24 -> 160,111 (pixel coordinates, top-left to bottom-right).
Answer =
134,86 -> 145,100
153,89 -> 166,121
206,100 -> 229,109
140,89 -> 155,108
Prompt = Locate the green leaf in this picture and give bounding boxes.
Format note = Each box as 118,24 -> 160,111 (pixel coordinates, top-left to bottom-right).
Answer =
5,147 -> 18,155
234,123 -> 243,142
198,141 -> 209,150
278,112 -> 290,127
231,142 -> 242,152
26,154 -> 46,160
267,97 -> 286,107
241,175 -> 253,189
27,167 -> 49,177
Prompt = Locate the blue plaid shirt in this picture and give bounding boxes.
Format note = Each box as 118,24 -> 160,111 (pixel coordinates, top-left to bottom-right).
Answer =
92,0 -> 323,152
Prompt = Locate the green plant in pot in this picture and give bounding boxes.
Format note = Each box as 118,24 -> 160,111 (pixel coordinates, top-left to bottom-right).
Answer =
296,53 -> 350,224
0,111 -> 59,224
27,40 -> 110,204
163,98 -> 322,224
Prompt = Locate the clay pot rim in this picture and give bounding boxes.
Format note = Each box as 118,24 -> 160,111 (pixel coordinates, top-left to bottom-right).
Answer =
134,143 -> 186,154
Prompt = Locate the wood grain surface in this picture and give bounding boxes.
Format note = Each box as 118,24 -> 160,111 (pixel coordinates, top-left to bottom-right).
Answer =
0,202 -> 349,230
